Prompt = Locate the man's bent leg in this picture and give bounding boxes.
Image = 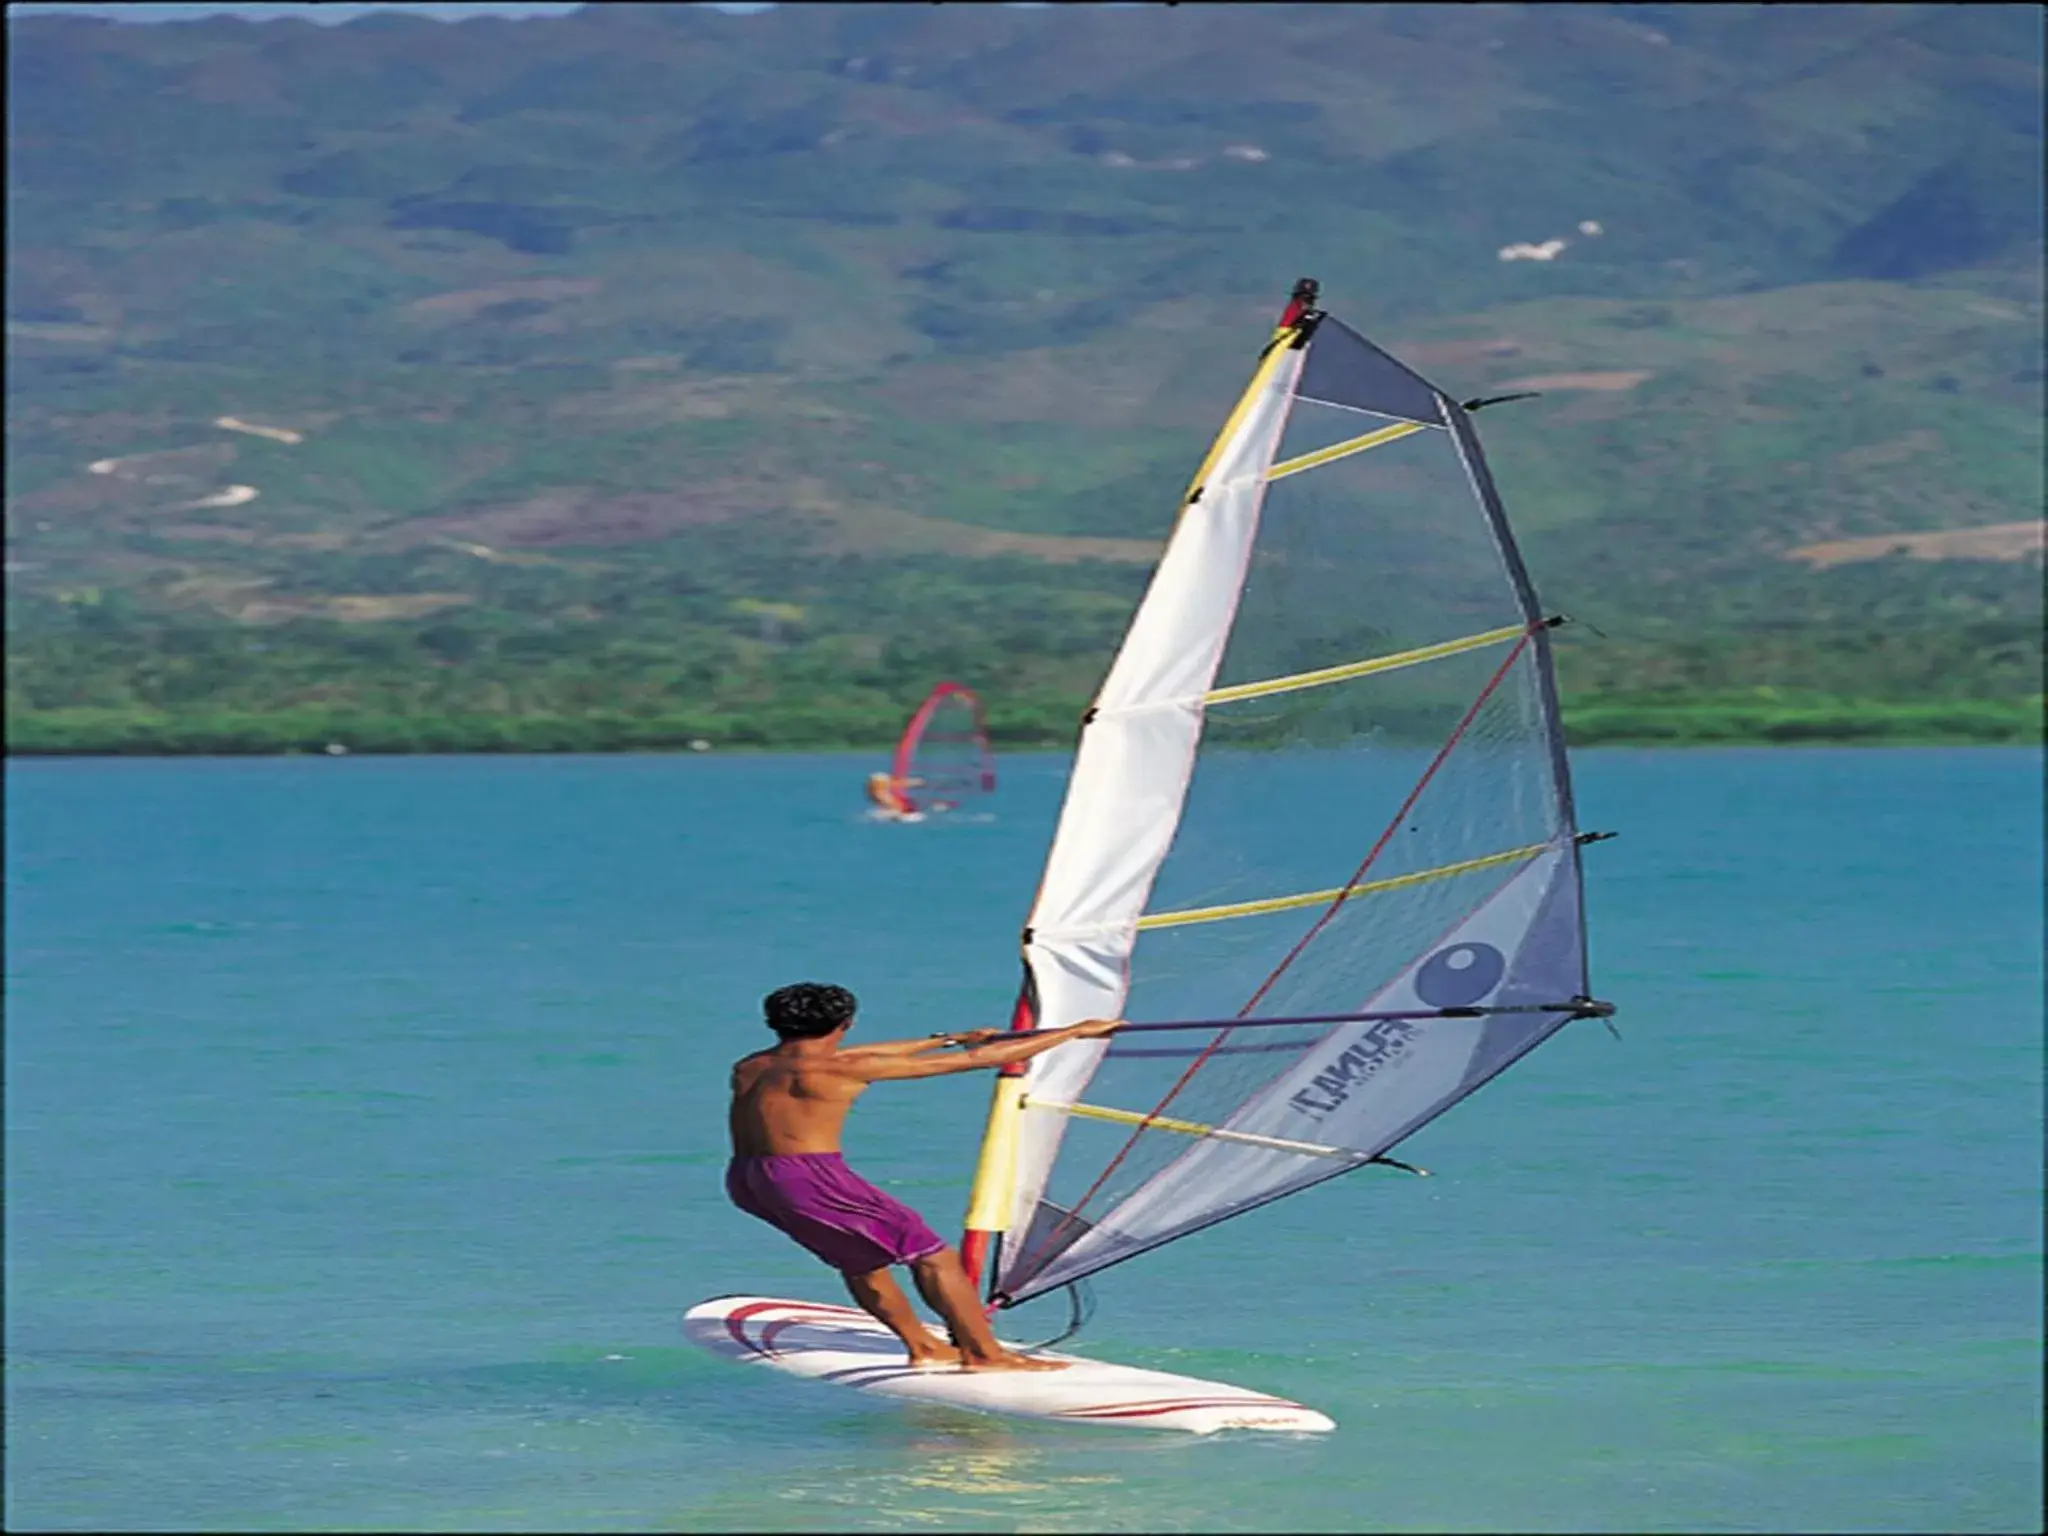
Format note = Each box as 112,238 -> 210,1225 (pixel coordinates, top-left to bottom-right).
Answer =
841,1266 -> 960,1367
907,1248 -> 1066,1372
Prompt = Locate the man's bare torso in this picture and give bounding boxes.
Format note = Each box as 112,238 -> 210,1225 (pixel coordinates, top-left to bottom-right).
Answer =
728,1019 -> 1119,1161
728,1047 -> 866,1157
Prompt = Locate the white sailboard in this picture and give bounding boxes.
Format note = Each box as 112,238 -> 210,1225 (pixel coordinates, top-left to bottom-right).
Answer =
685,1295 -> 1333,1434
689,279 -> 1612,1434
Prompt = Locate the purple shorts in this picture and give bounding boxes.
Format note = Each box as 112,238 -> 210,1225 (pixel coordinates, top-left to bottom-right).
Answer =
725,1152 -> 949,1275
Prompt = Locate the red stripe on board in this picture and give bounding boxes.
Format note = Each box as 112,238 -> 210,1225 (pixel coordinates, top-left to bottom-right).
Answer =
723,1301 -> 789,1354
1053,1391 -> 1281,1410
1060,1397 -> 1308,1420
721,1299 -> 871,1356
1056,1392 -> 1302,1413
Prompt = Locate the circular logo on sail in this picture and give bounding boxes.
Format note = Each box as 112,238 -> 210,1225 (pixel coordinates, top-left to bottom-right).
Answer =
1414,942 -> 1506,1008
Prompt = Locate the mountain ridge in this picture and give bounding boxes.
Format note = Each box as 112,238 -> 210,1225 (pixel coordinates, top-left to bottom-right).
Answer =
6,2 -> 2042,750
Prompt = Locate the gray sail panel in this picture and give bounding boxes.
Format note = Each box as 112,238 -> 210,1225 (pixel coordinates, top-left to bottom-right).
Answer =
1295,315 -> 1446,425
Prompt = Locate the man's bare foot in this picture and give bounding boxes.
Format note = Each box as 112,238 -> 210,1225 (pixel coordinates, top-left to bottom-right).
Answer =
959,1349 -> 1068,1372
905,1342 -> 963,1369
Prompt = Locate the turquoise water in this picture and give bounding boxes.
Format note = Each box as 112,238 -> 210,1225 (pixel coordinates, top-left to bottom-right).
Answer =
5,748 -> 2041,1533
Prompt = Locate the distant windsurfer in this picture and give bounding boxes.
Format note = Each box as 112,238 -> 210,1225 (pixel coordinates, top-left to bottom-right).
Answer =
728,982 -> 1122,1370
864,771 -> 913,819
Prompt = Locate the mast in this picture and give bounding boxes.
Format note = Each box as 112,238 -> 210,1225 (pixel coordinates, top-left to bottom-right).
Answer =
959,976 -> 1037,1290
958,282 -> 1321,1296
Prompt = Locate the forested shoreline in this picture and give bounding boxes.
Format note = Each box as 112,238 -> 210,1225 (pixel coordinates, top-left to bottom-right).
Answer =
8,697 -> 2038,756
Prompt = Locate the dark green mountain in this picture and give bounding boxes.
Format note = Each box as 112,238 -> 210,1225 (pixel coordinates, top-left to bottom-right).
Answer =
6,2 -> 2042,752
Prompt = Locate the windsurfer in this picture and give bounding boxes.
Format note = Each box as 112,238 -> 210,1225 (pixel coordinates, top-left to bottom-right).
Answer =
864,771 -> 911,818
728,982 -> 1121,1370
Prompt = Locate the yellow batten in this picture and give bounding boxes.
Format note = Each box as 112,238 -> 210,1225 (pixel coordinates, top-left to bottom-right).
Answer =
1136,842 -> 1552,932
1202,623 -> 1525,707
1026,1097 -> 1358,1160
962,1075 -> 1028,1233
1263,419 -> 1428,483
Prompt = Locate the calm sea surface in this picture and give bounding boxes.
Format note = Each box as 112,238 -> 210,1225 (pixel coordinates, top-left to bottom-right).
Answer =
5,748 -> 2041,1533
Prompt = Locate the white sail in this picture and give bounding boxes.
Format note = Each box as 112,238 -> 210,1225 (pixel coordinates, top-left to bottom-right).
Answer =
970,283 -> 1601,1310
999,334 -> 1306,1253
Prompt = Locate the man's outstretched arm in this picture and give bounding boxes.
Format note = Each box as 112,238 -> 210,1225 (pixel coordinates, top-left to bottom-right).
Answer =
849,1020 -> 1121,1081
840,1029 -> 1002,1060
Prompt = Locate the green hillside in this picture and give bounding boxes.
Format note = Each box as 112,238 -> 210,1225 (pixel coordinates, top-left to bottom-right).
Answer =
5,3 -> 2042,753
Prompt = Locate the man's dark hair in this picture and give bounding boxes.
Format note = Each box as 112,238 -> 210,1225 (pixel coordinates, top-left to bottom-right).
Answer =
763,982 -> 857,1040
